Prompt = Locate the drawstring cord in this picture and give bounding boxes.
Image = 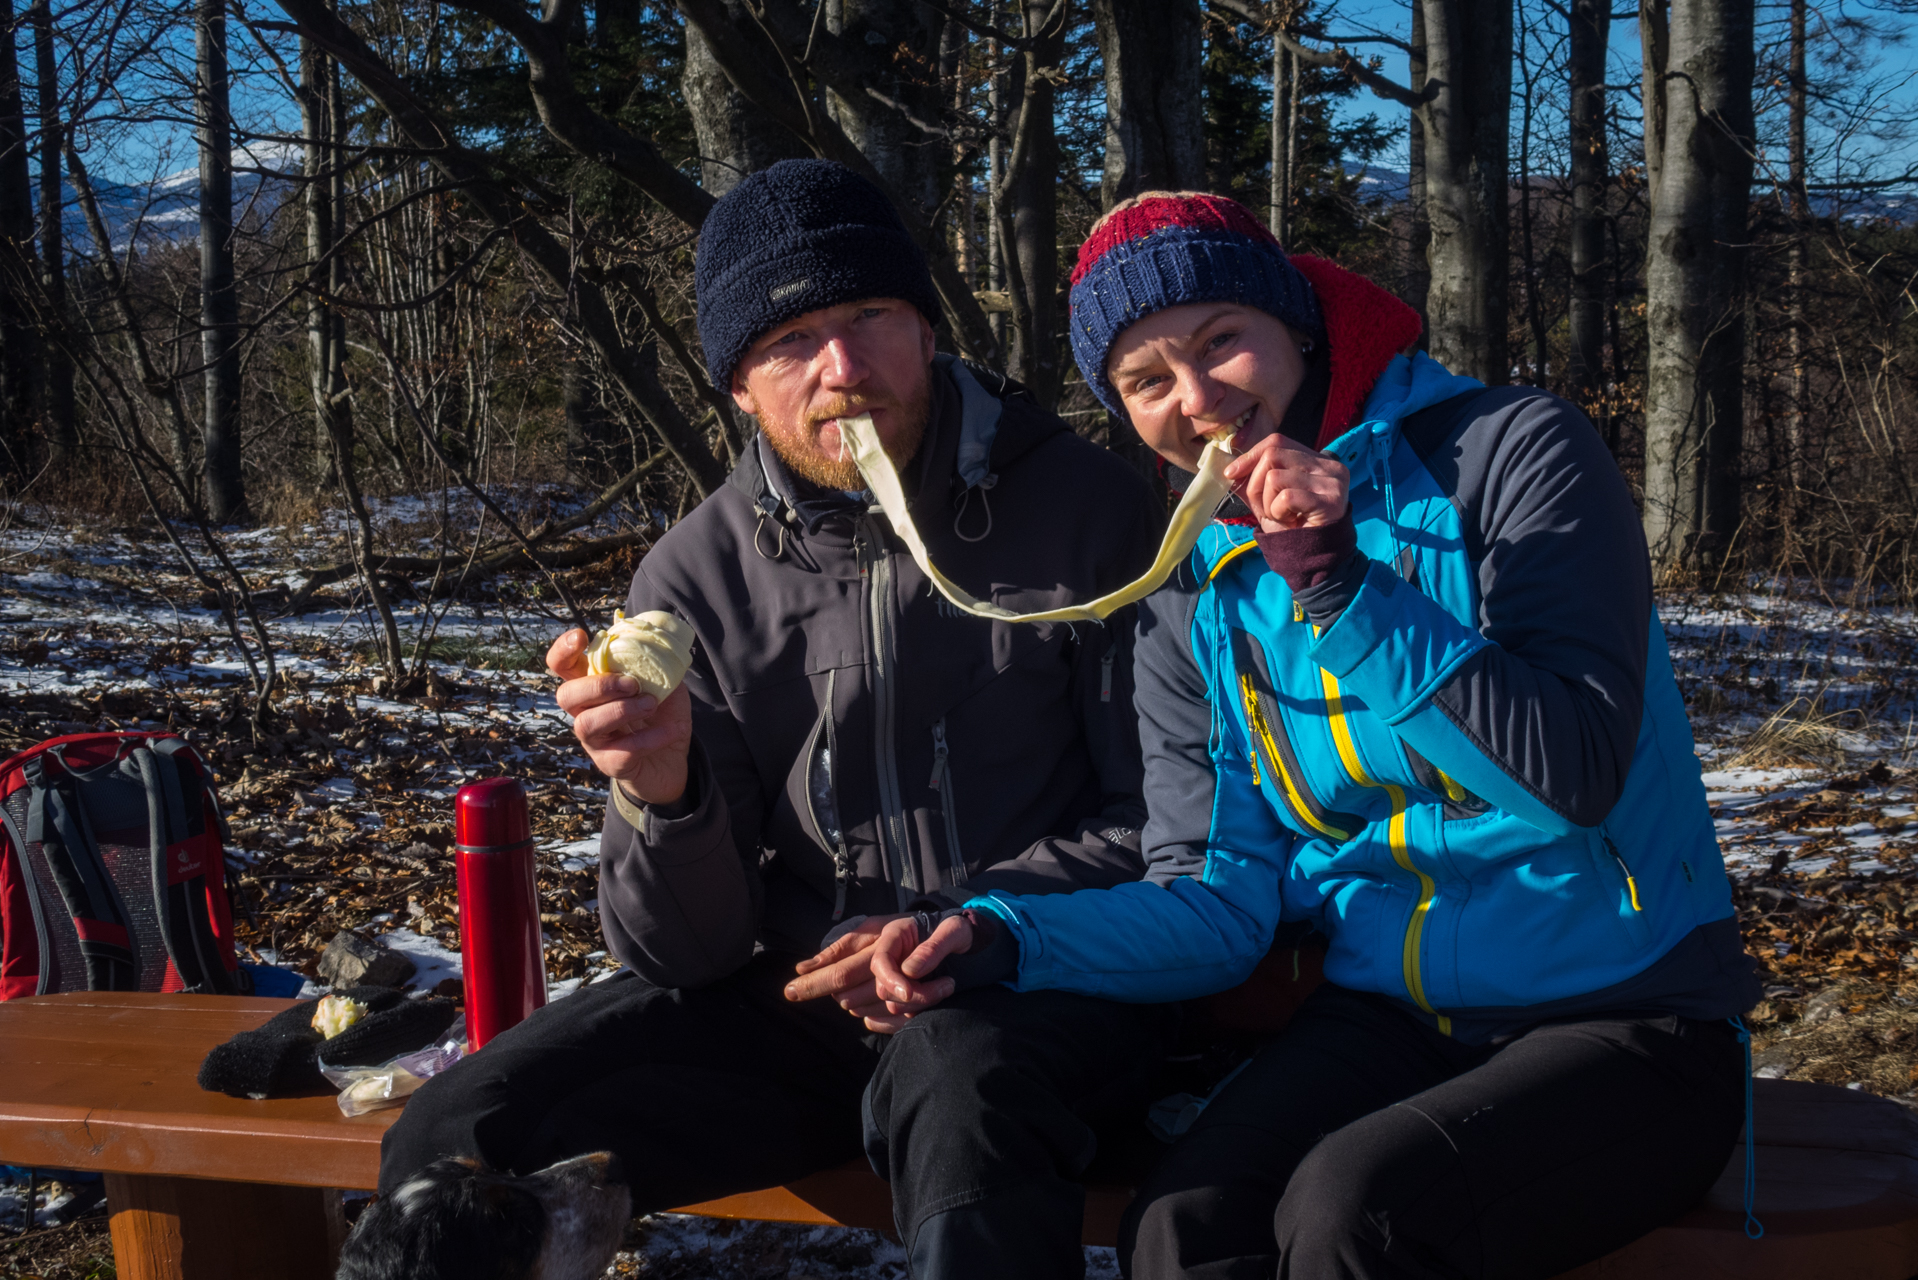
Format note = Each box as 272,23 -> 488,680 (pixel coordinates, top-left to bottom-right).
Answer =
753,511 -> 788,561
1729,1015 -> 1765,1240
953,475 -> 997,543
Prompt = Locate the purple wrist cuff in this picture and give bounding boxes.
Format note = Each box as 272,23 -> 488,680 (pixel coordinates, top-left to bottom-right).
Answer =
1256,510 -> 1358,592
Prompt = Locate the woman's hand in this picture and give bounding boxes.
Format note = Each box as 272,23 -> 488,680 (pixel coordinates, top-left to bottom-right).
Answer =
865,913 -> 974,1030
1223,436 -> 1350,534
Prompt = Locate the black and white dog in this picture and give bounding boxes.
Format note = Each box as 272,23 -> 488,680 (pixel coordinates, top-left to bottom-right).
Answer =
336,1152 -> 632,1280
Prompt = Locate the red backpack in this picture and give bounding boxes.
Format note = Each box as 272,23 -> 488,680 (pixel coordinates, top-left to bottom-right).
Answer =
0,732 -> 240,1000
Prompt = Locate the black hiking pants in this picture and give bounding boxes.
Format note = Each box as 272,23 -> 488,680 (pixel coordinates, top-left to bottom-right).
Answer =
381,952 -> 1173,1280
1121,985 -> 1747,1280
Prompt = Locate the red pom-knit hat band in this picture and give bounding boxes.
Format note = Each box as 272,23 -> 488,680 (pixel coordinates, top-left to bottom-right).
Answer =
1068,193 -> 1323,418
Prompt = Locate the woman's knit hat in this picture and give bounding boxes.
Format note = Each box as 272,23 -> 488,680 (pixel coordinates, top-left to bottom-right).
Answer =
1068,193 -> 1323,418
696,159 -> 944,395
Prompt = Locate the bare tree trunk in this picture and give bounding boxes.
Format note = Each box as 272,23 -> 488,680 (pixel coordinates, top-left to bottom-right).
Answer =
300,28 -> 347,481
682,0 -> 806,195
1269,29 -> 1287,238
1093,0 -> 1204,209
1403,1 -> 1430,338
1639,0 -> 1754,574
1417,0 -> 1510,384
0,5 -> 36,463
1785,0 -> 1807,502
824,0 -> 943,218
1000,0 -> 1062,407
987,26 -> 1006,353
1567,0 -> 1609,430
30,0 -> 70,457
1516,26 -> 1547,383
198,0 -> 247,523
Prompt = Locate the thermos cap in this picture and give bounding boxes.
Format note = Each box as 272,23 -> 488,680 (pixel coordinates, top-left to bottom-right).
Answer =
456,777 -> 532,851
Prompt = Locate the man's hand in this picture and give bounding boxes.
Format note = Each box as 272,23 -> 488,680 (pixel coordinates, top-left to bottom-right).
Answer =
784,913 -> 920,1030
785,913 -> 964,1033
548,627 -> 693,806
1222,435 -> 1349,534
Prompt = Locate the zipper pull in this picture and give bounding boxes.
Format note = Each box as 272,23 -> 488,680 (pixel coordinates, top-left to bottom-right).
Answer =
929,718 -> 949,791
1099,649 -> 1114,703
1604,836 -> 1644,912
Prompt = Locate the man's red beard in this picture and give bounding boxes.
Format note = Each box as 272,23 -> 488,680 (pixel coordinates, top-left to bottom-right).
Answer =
759,377 -> 932,490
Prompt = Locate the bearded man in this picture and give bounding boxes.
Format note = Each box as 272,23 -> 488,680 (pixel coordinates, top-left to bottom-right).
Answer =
378,159 -> 1172,1280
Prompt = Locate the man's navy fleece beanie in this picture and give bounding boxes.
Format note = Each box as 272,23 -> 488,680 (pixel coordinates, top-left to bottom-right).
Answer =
695,159 -> 943,394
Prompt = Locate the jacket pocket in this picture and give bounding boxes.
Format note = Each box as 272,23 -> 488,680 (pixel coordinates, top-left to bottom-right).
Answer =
1230,629 -> 1364,842
927,717 -> 967,890
1594,829 -> 1654,950
800,671 -> 857,921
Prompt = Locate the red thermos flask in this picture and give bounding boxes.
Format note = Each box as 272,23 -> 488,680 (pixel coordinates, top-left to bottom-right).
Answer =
455,778 -> 546,1051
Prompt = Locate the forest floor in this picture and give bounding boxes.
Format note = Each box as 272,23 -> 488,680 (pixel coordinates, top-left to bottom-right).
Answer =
4,499 -> 1918,1278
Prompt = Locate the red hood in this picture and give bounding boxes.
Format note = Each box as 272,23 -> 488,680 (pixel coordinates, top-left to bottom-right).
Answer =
1293,256 -> 1423,448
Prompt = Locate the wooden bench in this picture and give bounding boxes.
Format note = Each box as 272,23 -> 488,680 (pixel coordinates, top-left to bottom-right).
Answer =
3,992 -> 1916,1279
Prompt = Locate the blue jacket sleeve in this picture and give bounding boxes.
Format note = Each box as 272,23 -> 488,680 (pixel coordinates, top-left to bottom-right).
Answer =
966,565 -> 1297,1002
1299,388 -> 1650,837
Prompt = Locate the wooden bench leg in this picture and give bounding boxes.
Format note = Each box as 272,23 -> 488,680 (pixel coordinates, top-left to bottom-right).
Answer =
105,1173 -> 347,1280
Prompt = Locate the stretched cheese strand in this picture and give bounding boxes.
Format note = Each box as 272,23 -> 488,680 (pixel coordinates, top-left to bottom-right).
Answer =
841,413 -> 1234,625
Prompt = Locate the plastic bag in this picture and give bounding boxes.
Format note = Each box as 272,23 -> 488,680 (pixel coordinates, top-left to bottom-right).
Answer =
320,1014 -> 467,1117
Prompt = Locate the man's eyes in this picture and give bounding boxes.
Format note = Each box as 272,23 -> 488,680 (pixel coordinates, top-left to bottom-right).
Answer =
773,330 -> 803,346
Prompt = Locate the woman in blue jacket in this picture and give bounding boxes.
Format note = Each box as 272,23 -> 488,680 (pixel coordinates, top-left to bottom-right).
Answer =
865,192 -> 1760,1278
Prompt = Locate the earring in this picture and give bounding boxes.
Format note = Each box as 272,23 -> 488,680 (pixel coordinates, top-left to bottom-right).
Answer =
1300,340 -> 1315,355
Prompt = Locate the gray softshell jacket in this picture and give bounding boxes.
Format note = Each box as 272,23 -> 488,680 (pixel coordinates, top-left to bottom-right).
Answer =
598,357 -> 1166,989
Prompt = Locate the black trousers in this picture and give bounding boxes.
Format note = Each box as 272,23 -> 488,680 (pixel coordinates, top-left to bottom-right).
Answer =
381,952 -> 1172,1280
1120,986 -> 1747,1280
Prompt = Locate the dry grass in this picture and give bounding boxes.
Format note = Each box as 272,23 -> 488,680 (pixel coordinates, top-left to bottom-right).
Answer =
1725,697 -> 1864,770
1749,978 -> 1918,1099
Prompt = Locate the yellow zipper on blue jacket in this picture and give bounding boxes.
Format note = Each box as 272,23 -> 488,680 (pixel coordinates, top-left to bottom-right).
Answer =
1318,662 -> 1452,1036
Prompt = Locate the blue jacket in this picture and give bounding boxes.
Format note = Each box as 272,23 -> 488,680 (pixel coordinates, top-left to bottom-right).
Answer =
970,349 -> 1758,1041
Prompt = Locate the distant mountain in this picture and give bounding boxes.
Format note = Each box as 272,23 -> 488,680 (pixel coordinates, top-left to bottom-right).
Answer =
44,142 -> 301,254
1343,160 -> 1912,225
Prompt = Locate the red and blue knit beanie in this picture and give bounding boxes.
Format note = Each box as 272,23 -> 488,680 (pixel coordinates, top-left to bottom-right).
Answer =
1068,193 -> 1323,418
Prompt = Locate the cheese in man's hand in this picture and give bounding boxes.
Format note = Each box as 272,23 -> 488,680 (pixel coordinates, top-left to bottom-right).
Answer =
584,609 -> 696,701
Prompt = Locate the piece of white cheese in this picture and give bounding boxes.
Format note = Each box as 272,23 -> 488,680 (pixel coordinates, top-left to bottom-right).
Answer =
584,609 -> 696,701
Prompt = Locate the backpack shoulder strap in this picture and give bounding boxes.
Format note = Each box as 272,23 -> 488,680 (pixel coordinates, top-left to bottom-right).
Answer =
136,743 -> 235,995
0,800 -> 56,997
21,755 -> 138,991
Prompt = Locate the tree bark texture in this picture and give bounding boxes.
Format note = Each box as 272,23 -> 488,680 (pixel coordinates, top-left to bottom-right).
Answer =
1567,0 -> 1609,428
1092,0 -> 1204,209
1417,0 -> 1510,385
198,0 -> 247,523
825,0 -> 944,217
30,0 -> 71,456
0,5 -> 36,462
1403,0 -> 1430,339
1001,0 -> 1063,407
300,29 -> 349,481
682,0 -> 806,195
1785,0 -> 1807,498
1639,0 -> 1755,573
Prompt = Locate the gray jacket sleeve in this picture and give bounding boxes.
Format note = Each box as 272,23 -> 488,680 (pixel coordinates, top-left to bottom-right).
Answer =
1133,565 -> 1224,887
595,568 -> 764,989
1294,387 -> 1648,829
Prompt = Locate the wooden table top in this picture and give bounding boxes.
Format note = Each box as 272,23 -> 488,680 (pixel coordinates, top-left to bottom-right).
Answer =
0,991 -> 391,1190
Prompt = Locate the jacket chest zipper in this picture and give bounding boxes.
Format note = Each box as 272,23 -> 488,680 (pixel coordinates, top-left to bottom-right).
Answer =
858,516 -> 917,904
1318,662 -> 1451,1035
928,717 -> 967,887
804,671 -> 856,922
